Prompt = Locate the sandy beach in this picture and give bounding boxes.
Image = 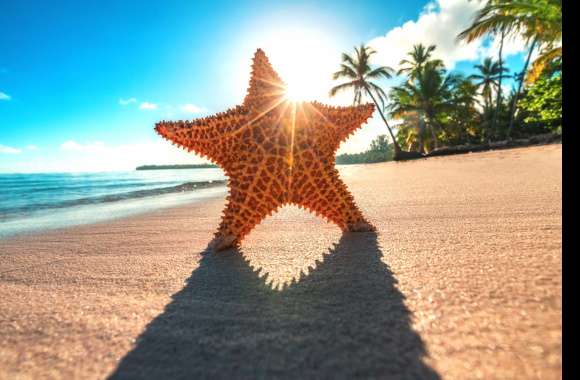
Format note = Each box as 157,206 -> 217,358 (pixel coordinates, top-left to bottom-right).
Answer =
0,145 -> 562,379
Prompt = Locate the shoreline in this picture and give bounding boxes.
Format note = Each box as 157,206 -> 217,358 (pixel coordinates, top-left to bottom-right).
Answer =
1,143 -> 561,241
2,141 -> 563,241
0,145 -> 562,379
0,183 -> 227,240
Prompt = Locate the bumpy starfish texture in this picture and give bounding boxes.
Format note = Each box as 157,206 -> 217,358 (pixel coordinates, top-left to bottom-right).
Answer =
155,49 -> 376,251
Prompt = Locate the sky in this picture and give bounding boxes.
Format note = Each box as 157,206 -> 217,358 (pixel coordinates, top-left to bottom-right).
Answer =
0,0 -> 529,173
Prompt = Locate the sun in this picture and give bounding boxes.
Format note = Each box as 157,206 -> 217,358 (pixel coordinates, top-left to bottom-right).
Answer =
276,44 -> 335,102
285,80 -> 313,102
245,26 -> 341,103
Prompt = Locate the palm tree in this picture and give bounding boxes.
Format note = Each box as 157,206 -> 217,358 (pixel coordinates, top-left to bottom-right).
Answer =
458,0 -> 562,138
458,1 -> 507,137
329,44 -> 404,157
492,29 -> 507,137
458,0 -> 561,77
389,91 -> 428,154
471,58 -> 499,108
397,44 -> 445,81
507,38 -> 538,137
470,58 -> 507,124
453,77 -> 481,110
447,77 -> 483,143
389,61 -> 458,153
395,112 -> 424,152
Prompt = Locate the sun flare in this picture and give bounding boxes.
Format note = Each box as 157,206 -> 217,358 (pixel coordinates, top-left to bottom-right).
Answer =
285,81 -> 312,102
242,26 -> 343,103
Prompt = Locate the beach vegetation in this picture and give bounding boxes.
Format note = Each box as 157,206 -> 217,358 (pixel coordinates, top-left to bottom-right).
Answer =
330,0 -> 561,158
518,58 -> 562,133
329,44 -> 404,158
336,135 -> 393,164
457,0 -> 562,138
389,60 -> 459,153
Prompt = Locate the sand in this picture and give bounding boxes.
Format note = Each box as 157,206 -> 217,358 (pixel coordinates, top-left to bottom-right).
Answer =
0,144 -> 562,379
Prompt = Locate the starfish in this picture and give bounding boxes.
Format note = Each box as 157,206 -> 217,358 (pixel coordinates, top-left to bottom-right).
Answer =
155,49 -> 376,251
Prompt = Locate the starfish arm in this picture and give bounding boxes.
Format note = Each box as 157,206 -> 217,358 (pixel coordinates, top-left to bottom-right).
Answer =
308,102 -> 375,149
243,49 -> 287,110
154,106 -> 249,165
210,172 -> 287,251
290,165 -> 374,232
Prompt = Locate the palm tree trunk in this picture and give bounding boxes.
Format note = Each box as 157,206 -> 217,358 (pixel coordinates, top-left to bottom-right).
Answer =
506,38 -> 538,139
429,115 -> 442,151
429,124 -> 439,150
486,90 -> 493,142
364,87 -> 403,154
492,29 -> 505,139
418,116 -> 426,154
429,117 -> 441,149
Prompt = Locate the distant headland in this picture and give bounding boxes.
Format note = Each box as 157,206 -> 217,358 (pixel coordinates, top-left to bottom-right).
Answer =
136,164 -> 218,170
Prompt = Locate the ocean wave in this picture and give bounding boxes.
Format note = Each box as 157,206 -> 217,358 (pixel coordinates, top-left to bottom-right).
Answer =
0,180 -> 226,220
5,180 -> 182,194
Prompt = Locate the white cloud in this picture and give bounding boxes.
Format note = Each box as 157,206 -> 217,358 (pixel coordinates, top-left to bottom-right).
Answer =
0,144 -> 22,154
48,140 -> 208,172
119,97 -> 137,106
139,102 -> 158,110
61,140 -> 106,153
368,0 -> 527,71
119,98 -> 206,116
180,104 -> 207,114
26,145 -> 38,150
0,91 -> 11,101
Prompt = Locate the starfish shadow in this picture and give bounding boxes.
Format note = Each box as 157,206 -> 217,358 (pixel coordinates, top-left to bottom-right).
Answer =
108,232 -> 440,379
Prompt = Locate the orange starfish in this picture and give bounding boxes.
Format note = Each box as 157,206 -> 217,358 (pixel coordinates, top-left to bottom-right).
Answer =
155,49 -> 376,251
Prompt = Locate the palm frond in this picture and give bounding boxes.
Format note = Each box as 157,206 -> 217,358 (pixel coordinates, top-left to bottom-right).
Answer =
329,80 -> 358,97
526,45 -> 562,84
340,52 -> 357,69
367,82 -> 388,109
332,64 -> 358,80
365,65 -> 394,80
457,0 -> 561,45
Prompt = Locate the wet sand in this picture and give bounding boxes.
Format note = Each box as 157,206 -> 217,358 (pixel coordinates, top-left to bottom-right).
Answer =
0,144 -> 562,379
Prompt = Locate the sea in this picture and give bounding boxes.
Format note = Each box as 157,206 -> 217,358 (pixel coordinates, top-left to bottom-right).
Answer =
0,168 -> 227,238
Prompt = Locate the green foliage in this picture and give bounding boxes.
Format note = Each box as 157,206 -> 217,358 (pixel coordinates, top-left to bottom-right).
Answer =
457,0 -> 562,48
330,0 -> 562,156
385,40 -> 561,151
470,57 -> 508,113
336,135 -> 393,164
330,44 -> 402,152
388,60 -> 458,152
457,0 -> 562,138
329,44 -> 393,108
397,44 -> 444,81
438,77 -> 484,145
519,70 -> 562,130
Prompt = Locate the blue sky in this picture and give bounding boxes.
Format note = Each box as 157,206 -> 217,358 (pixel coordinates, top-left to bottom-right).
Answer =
0,0 -> 528,173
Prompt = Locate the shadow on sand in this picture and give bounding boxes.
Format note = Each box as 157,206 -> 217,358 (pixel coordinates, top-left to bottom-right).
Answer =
109,232 -> 439,379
